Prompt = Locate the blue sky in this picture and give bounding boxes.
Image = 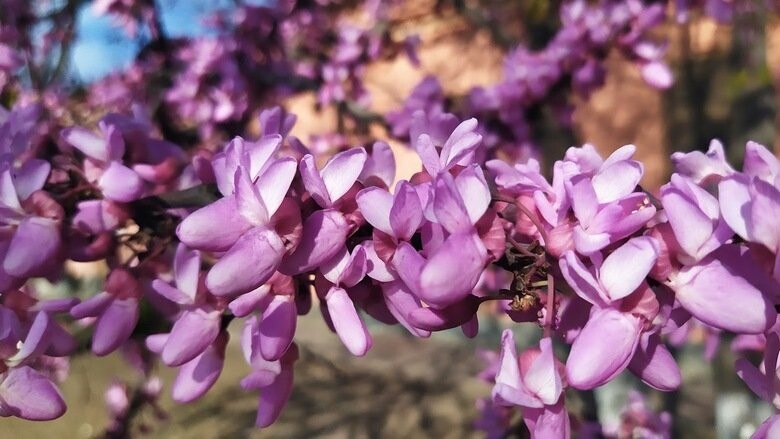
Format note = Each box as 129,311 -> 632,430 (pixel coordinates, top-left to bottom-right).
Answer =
70,0 -> 236,82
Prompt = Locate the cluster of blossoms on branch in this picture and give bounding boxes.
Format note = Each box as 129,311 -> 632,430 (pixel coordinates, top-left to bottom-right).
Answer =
0,97 -> 778,438
387,0 -> 677,162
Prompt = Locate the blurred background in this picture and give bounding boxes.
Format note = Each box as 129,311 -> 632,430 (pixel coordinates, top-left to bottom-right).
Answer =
4,0 -> 780,437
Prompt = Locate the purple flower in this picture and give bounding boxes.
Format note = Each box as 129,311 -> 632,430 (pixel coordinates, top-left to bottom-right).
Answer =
386,77 -> 446,139
564,145 -> 656,254
0,159 -> 62,281
667,245 -> 778,334
559,237 -> 675,389
316,244 -> 372,356
670,139 -> 734,186
61,121 -> 146,203
357,180 -> 424,246
393,228 -> 486,309
603,391 -> 672,438
661,173 -> 733,263
179,134 -> 298,297
718,152 -> 780,279
414,116 -> 482,176
147,331 -> 229,403
240,323 -> 298,428
299,148 -> 367,208
71,268 -> 141,356
0,104 -> 40,159
227,273 -> 298,363
150,244 -> 222,367
280,148 -> 367,275
0,292 -> 73,421
753,415 -> 780,439
492,330 -> 570,438
358,141 -> 395,189
0,366 -> 66,420
259,106 -> 297,138
736,331 -> 780,409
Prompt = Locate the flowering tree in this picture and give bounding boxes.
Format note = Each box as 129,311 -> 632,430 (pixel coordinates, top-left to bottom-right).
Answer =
0,0 -> 779,437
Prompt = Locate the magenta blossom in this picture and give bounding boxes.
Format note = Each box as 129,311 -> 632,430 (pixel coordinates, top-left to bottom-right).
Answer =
493,330 -> 570,438
70,268 -> 141,356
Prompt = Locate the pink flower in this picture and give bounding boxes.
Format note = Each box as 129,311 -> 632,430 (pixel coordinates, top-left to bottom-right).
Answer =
492,330 -> 570,438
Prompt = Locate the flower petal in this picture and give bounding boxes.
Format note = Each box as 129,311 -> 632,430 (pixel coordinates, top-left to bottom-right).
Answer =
522,400 -> 570,439
246,135 -> 283,178
432,173 -> 472,234
255,366 -> 293,427
258,295 -> 297,361
592,160 -> 643,204
390,181 -> 423,241
355,187 -> 393,235
566,175 -> 599,227
174,244 -> 200,301
321,148 -> 367,203
0,366 -> 65,420
234,167 -> 268,226
299,154 -> 331,207
92,298 -> 139,356
256,157 -> 297,217
671,245 -> 778,334
325,286 -> 372,356
72,200 -> 124,234
151,280 -> 191,305
162,309 -> 221,366
749,179 -> 780,251
718,175 -> 751,240
206,227 -> 284,297
419,232 -> 486,308
359,141 -> 395,187
98,162 -> 145,202
61,127 -> 109,162
4,217 -> 61,278
0,166 -> 20,210
744,141 -> 779,181
441,118 -> 481,167
279,209 -> 348,275
628,332 -> 681,391
599,236 -> 659,301
523,337 -> 563,405
641,60 -> 674,89
662,177 -> 719,260
415,134 -> 441,176
495,329 -> 521,390
492,330 -> 543,408
228,285 -> 272,318
408,296 -> 481,331
752,414 -> 780,439
70,292 -> 112,319
381,280 -> 430,338
565,308 -> 641,389
363,240 -> 394,282
176,196 -> 251,252
6,312 -> 51,366
735,358 -> 771,402
558,251 -> 608,307
338,245 -> 367,288
13,159 -> 50,201
454,165 -> 490,224
172,333 -> 227,403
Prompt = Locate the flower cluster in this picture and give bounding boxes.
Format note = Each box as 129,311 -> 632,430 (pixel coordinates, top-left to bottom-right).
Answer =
0,92 -> 776,439
387,0 -> 675,161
